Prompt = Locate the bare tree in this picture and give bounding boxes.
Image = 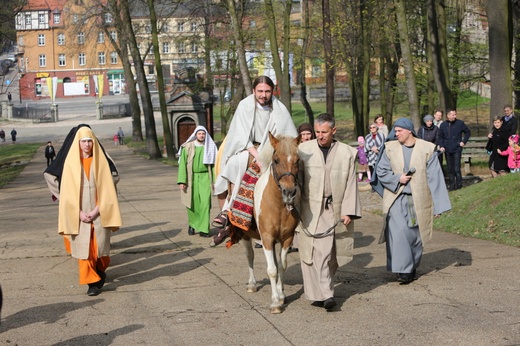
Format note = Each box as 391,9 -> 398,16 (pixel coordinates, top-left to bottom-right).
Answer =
226,0 -> 252,95
322,0 -> 334,115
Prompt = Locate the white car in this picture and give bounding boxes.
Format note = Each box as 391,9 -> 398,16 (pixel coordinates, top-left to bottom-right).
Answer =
7,54 -> 16,63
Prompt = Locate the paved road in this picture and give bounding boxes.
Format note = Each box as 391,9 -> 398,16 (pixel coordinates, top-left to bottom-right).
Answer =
0,138 -> 519,345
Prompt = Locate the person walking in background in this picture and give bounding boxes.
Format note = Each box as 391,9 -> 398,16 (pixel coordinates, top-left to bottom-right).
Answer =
356,136 -> 370,182
375,114 -> 389,138
7,92 -> 11,103
44,141 -> 56,167
498,134 -> 520,173
501,104 -> 518,136
433,109 -> 444,127
44,125 -> 122,296
486,116 -> 510,178
373,118 -> 451,284
177,126 -> 217,238
365,123 -> 385,178
418,115 -> 439,145
117,127 -> 124,145
297,123 -> 316,143
10,129 -> 17,143
113,133 -> 119,145
0,129 -> 5,142
438,109 -> 471,191
297,113 -> 362,311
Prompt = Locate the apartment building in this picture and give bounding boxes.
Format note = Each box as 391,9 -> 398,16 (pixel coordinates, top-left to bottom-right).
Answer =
15,0 -> 124,101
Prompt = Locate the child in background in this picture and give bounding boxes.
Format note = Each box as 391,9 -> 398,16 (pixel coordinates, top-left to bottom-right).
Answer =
356,136 -> 370,182
498,134 -> 520,173
113,133 -> 119,145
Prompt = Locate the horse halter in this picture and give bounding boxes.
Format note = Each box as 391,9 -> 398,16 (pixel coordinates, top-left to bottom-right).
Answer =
270,161 -> 300,192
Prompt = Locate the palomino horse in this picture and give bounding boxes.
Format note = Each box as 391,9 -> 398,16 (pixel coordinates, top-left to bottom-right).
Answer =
229,132 -> 301,314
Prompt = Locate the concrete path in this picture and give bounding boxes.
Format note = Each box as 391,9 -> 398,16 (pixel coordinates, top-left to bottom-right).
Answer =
0,133 -> 519,345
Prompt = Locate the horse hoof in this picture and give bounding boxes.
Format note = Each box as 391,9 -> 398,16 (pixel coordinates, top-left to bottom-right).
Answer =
270,306 -> 283,314
246,286 -> 257,293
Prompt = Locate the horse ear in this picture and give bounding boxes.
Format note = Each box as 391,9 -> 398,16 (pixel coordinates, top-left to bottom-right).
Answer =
268,132 -> 278,146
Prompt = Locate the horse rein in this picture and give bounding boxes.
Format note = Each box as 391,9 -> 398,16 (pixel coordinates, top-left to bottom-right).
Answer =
270,161 -> 301,191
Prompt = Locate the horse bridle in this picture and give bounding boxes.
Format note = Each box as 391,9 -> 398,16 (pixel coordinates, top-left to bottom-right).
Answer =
270,161 -> 301,191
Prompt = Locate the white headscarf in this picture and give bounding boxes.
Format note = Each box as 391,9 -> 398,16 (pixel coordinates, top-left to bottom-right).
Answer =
177,125 -> 217,165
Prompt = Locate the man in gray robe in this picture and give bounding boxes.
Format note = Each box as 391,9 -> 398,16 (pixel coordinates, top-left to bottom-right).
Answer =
298,113 -> 362,310
211,76 -> 297,246
374,118 -> 451,284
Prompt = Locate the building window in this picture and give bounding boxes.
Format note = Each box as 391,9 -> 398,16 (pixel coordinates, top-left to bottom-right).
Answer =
98,32 -> 105,44
39,13 -> 46,24
39,54 -> 46,67
145,25 -> 152,34
110,52 -> 118,64
177,22 -> 184,32
78,32 -> 85,45
109,31 -> 117,42
98,52 -> 106,65
18,36 -> 24,47
176,42 -> 185,53
58,54 -> 66,66
58,33 -> 65,45
191,42 -> 198,53
73,14 -> 79,24
162,42 -> 170,53
105,13 -> 112,23
38,34 -> 45,46
25,14 -> 31,25
191,22 -> 197,31
78,53 -> 86,66
54,13 -> 60,24
249,20 -> 256,28
161,24 -> 169,33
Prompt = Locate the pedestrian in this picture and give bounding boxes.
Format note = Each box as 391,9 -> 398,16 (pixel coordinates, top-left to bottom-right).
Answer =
297,122 -> 316,143
117,127 -> 124,145
498,134 -> 520,173
486,116 -> 510,178
372,118 -> 451,284
365,123 -> 385,178
501,104 -> 518,137
210,75 -> 297,247
375,114 -> 389,138
7,92 -> 11,103
356,136 -> 370,182
417,114 -> 439,144
44,125 -> 122,296
113,133 -> 119,145
44,141 -> 56,167
177,125 -> 217,238
10,128 -> 17,143
433,109 -> 444,127
297,113 -> 362,310
438,109 -> 471,191
0,129 -> 5,142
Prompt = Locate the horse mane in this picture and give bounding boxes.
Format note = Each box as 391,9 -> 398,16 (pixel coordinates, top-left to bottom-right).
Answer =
257,134 -> 298,175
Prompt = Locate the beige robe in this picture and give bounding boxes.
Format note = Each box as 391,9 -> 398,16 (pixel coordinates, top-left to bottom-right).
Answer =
297,140 -> 362,266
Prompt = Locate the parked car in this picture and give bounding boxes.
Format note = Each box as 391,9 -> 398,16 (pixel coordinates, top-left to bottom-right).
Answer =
2,59 -> 13,68
0,60 -> 10,75
6,54 -> 16,64
224,90 -> 231,102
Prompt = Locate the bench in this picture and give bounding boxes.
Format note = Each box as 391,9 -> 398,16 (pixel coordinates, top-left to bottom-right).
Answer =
461,137 -> 488,174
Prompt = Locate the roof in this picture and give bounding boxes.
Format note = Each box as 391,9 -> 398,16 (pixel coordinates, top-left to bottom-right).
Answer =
22,0 -> 67,11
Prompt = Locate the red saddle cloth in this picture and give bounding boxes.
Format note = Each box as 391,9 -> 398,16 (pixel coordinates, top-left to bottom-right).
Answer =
228,162 -> 261,231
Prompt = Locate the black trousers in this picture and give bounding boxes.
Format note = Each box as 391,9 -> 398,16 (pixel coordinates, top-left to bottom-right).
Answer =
445,149 -> 462,190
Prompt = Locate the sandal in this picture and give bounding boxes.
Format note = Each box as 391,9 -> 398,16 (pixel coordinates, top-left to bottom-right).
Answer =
209,227 -> 230,247
211,212 -> 228,228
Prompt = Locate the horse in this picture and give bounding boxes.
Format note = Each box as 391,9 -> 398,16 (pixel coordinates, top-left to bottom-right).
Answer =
228,132 -> 301,314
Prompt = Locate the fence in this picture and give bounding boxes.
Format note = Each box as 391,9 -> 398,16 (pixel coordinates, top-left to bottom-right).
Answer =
12,105 -> 54,123
102,103 -> 131,119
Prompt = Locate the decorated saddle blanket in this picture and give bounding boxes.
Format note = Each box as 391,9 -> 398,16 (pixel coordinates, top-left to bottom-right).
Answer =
228,162 -> 261,231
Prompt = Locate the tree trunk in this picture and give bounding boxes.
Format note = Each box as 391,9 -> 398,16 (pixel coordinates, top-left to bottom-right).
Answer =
394,0 -> 420,128
323,0 -> 335,115
148,0 -> 174,159
227,0 -> 252,95
121,0 -> 161,159
488,0 -> 513,124
299,0 -> 314,124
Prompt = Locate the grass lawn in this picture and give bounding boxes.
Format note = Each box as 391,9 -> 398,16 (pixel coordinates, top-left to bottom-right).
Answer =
0,143 -> 41,188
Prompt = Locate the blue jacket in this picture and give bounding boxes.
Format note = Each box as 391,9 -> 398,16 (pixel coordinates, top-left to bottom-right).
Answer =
438,119 -> 471,153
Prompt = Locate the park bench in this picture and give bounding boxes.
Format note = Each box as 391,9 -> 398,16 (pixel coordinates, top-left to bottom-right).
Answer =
461,136 -> 489,174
